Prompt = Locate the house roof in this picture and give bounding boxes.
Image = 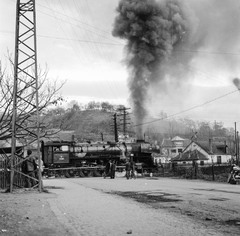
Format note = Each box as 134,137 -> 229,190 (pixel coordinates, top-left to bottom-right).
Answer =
41,130 -> 75,143
193,141 -> 227,155
0,139 -> 23,148
161,136 -> 191,148
172,149 -> 209,162
172,136 -> 185,141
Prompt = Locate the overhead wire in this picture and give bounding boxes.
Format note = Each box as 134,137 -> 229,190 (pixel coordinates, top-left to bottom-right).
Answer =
133,89 -> 240,128
6,0 -> 240,55
43,0 -> 81,62
0,30 -> 123,46
4,0 -> 240,128
37,0 -> 122,45
65,0 -> 123,101
38,0 -> 124,102
55,0 -> 93,63
37,0 -> 112,35
76,0 -> 122,99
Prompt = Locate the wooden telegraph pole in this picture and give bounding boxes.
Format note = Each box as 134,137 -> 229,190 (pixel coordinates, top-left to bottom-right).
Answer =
235,122 -> 238,164
11,0 -> 41,192
113,113 -> 119,143
237,131 -> 239,165
118,107 -> 131,140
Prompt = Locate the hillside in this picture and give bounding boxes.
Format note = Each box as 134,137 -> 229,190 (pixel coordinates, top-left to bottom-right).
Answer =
44,105 -> 235,144
45,108 -> 115,142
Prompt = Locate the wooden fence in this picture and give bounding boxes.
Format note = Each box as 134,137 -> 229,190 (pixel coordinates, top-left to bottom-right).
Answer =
0,153 -> 25,190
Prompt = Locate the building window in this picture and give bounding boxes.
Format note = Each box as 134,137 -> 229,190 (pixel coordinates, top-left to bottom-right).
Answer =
171,149 -> 176,153
217,156 -> 222,164
178,149 -> 182,153
200,161 -> 204,166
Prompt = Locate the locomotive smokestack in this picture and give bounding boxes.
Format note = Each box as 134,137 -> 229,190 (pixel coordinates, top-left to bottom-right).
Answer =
112,0 -> 189,137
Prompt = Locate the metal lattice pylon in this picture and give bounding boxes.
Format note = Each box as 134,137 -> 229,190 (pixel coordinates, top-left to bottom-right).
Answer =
10,0 -> 41,192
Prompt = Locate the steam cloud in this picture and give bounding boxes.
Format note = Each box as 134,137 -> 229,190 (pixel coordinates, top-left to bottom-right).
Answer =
112,0 -> 189,137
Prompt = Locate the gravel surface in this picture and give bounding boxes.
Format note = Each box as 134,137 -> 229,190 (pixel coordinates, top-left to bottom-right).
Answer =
1,177 -> 240,236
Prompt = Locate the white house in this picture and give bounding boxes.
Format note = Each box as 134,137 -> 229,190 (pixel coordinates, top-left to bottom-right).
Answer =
161,136 -> 191,162
172,139 -> 232,165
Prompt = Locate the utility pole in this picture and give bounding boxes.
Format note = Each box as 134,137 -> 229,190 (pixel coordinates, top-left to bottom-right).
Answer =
235,122 -> 237,164
100,132 -> 104,142
113,113 -> 118,142
237,131 -> 239,165
118,107 -> 131,140
10,0 -> 41,192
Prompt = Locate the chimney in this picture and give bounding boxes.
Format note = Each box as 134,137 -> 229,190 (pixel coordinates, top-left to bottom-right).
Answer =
209,139 -> 213,154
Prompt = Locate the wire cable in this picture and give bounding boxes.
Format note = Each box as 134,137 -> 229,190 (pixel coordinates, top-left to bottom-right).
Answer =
132,89 -> 240,128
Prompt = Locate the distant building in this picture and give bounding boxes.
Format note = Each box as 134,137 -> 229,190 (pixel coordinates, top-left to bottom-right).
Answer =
172,139 -> 232,165
0,139 -> 23,160
161,136 -> 191,162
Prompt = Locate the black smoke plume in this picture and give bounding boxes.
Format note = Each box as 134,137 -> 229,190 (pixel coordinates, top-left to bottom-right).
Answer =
112,0 -> 189,138
233,78 -> 240,90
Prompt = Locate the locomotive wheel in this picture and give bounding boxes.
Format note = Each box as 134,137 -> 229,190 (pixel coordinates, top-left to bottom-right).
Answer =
64,170 -> 70,178
88,171 -> 94,177
69,170 -> 74,177
93,170 -> 101,177
78,170 -> 85,177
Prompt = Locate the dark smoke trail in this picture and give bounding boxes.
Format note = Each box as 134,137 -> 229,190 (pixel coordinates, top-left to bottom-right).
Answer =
233,78 -> 240,90
112,0 -> 189,138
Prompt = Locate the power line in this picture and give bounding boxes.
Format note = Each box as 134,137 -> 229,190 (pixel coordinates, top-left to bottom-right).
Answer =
8,0 -> 121,45
6,0 -> 240,56
0,30 -> 123,46
133,89 -> 240,128
173,49 -> 240,56
3,29 -> 240,56
39,0 -> 111,35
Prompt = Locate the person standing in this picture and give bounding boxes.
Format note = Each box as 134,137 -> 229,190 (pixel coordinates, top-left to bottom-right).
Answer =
130,161 -> 136,179
22,150 -> 37,188
110,160 -> 116,179
125,160 -> 131,180
104,160 -> 112,178
35,156 -> 44,178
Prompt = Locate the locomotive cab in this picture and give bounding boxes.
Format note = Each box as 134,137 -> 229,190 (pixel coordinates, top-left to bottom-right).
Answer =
42,141 -> 71,168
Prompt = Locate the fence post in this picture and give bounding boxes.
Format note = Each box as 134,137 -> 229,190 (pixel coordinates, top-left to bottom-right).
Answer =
211,156 -> 215,181
211,164 -> 215,181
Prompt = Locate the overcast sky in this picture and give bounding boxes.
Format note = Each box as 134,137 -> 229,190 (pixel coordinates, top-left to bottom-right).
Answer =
1,0 -> 240,129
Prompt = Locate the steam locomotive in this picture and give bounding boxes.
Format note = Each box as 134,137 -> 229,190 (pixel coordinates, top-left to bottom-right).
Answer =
41,140 -> 156,178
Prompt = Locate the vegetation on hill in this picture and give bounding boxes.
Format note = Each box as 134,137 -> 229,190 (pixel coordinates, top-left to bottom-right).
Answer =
44,101 -> 235,144
45,102 -> 118,142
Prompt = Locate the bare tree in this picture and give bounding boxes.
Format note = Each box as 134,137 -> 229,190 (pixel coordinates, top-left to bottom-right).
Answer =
0,58 -> 64,144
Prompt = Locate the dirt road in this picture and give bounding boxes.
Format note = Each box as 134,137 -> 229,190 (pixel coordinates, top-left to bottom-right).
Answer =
44,177 -> 240,236
1,177 -> 240,235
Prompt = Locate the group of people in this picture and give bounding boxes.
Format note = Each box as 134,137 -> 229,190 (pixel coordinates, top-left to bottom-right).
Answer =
104,159 -> 136,180
21,150 -> 44,188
